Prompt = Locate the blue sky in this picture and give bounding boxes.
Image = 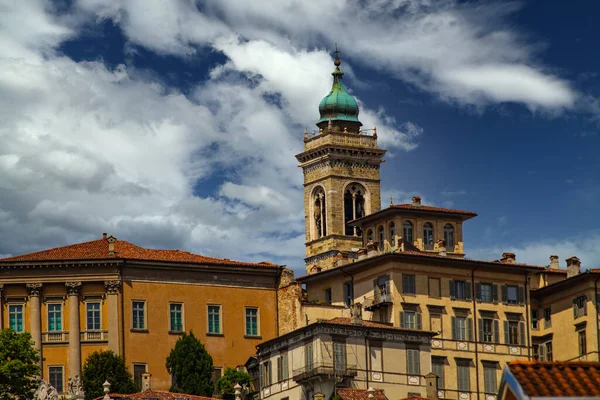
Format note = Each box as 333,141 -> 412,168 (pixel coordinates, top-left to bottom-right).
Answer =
0,0 -> 599,274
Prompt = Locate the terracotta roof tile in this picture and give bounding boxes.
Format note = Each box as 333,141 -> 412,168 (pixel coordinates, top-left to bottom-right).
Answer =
0,236 -> 277,268
95,390 -> 218,400
390,203 -> 477,216
336,388 -> 388,400
508,361 -> 600,397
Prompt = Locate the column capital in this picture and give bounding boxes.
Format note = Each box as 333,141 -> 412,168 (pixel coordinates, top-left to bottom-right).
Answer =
65,281 -> 82,295
104,280 -> 121,294
26,283 -> 43,297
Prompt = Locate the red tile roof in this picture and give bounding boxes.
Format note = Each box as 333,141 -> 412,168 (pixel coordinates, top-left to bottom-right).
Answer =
508,361 -> 600,397
94,390 -> 218,400
336,388 -> 388,400
390,203 -> 477,216
0,236 -> 277,268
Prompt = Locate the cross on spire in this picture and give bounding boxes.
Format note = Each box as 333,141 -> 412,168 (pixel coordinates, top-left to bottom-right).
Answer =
334,43 -> 341,60
389,195 -> 393,206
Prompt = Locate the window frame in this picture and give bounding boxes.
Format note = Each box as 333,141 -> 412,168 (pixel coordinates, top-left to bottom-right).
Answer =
443,224 -> 455,248
132,300 -> 146,331
169,302 -> 184,333
506,285 -> 518,304
457,361 -> 471,392
431,357 -> 445,389
132,363 -> 147,391
402,274 -> 416,295
423,222 -> 434,248
483,363 -> 498,394
343,281 -> 353,307
48,365 -> 64,393
324,288 -> 332,305
403,221 -> 414,243
578,329 -> 587,356
406,347 -> 421,375
276,352 -> 289,382
85,301 -> 102,331
207,304 -> 222,335
245,307 -> 260,337
47,302 -> 63,332
480,283 -> 492,303
8,303 -> 25,333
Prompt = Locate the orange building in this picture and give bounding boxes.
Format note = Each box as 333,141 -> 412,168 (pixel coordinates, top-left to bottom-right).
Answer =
0,234 -> 284,394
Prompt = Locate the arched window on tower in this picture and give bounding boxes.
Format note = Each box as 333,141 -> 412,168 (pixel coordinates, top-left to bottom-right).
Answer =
344,183 -> 366,236
378,226 -> 384,247
423,223 -> 434,250
444,224 -> 454,249
403,221 -> 413,243
389,222 -> 396,244
313,187 -> 327,239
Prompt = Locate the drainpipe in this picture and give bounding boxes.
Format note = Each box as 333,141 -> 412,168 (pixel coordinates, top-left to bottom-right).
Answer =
364,335 -> 369,388
595,277 -> 600,361
525,275 -> 532,360
120,263 -> 126,360
471,268 -> 480,400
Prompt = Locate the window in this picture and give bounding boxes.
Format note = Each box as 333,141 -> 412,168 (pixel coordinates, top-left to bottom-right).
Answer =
49,366 -> 64,393
450,280 -> 471,301
531,310 -> 538,330
502,285 -> 524,305
133,364 -> 147,390
476,283 -> 497,303
86,302 -> 101,331
457,361 -> 470,392
132,301 -> 145,330
535,342 -> 552,361
324,288 -> 332,304
245,307 -> 259,336
578,330 -> 587,356
423,223 -> 434,249
344,183 -> 365,236
546,341 -> 553,361
504,320 -> 525,345
544,308 -> 552,328
378,226 -> 384,247
452,316 -> 473,341
9,305 -> 24,332
313,187 -> 327,239
402,274 -> 416,295
343,281 -> 353,307
406,348 -> 420,375
444,224 -> 454,248
400,311 -> 422,330
574,296 -> 587,318
169,303 -> 183,332
403,221 -> 413,243
333,342 -> 346,375
305,341 -> 313,369
389,222 -> 396,243
428,278 -> 441,298
277,353 -> 289,382
478,318 -> 499,343
432,357 -> 445,389
483,363 -> 498,394
208,305 -> 221,334
260,361 -> 272,388
48,304 -> 62,332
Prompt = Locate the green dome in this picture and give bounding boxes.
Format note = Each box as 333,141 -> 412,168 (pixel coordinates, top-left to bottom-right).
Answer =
317,59 -> 360,125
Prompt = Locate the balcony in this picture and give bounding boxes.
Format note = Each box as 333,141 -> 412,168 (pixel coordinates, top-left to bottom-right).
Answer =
363,282 -> 392,311
292,362 -> 357,383
42,331 -> 68,343
81,330 -> 109,342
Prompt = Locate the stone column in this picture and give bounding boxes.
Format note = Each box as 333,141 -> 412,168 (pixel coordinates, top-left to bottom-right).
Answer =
66,281 -> 82,380
105,280 -> 121,355
26,283 -> 43,369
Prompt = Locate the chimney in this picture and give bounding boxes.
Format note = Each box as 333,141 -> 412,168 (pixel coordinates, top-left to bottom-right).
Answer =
566,256 -> 581,278
350,302 -> 363,325
412,196 -> 422,207
102,232 -> 107,239
500,252 -> 516,264
107,236 -> 117,255
142,372 -> 151,391
549,255 -> 559,270
426,372 -> 440,400
437,239 -> 447,257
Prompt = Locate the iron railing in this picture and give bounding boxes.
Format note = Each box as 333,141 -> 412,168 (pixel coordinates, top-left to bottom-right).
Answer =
363,281 -> 392,310
292,362 -> 357,382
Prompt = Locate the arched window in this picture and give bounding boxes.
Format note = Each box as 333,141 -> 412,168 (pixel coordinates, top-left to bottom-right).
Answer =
313,187 -> 326,239
367,229 -> 373,242
378,226 -> 384,246
344,183 -> 366,236
423,223 -> 434,249
444,224 -> 454,248
403,221 -> 413,243
389,222 -> 396,244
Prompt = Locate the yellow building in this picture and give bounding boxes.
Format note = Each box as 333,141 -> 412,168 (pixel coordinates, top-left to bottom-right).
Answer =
0,234 -> 284,394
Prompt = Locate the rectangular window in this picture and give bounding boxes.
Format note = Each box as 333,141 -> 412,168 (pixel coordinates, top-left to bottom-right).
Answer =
574,296 -> 587,318
578,330 -> 587,356
208,305 -> 221,334
483,363 -> 498,394
546,341 -> 553,361
343,281 -> 353,307
479,319 -> 497,343
505,320 -> 524,345
49,366 -> 64,393
48,304 -> 62,332
277,353 -> 289,382
86,302 -> 101,330
324,288 -> 332,304
169,303 -> 183,332
452,316 -> 472,341
245,307 -> 259,336
400,311 -> 422,330
544,308 -> 552,328
132,301 -> 145,330
457,361 -> 471,392
502,285 -> 524,305
450,280 -> 471,301
432,357 -> 445,389
531,310 -> 538,330
406,348 -> 420,375
403,274 -> 416,295
428,278 -> 441,298
261,362 -> 272,387
333,342 -> 346,375
305,342 -> 313,369
9,304 -> 24,332
133,364 -> 146,390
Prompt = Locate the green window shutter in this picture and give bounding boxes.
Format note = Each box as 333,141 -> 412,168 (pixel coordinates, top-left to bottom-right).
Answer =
449,280 -> 455,300
492,284 -> 499,303
467,318 -> 473,341
493,320 -> 500,343
475,283 -> 482,301
504,321 -> 510,344
518,286 -> 525,305
583,295 -> 588,316
416,313 -> 422,330
283,354 -> 289,379
573,299 -> 578,318
501,285 -> 508,304
465,281 -> 472,301
519,322 -> 526,345
451,316 -> 457,340
478,319 -> 484,341
400,312 -> 405,328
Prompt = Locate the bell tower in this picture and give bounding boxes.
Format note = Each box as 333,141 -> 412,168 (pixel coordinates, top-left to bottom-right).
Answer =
296,53 -> 386,274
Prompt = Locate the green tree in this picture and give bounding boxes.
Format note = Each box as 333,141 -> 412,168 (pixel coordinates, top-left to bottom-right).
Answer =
216,367 -> 251,398
82,350 -> 136,400
0,329 -> 41,400
166,331 -> 214,396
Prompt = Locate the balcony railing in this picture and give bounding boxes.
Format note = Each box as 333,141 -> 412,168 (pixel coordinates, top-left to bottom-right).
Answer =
81,330 -> 109,342
292,362 -> 357,382
42,331 -> 68,343
363,282 -> 392,311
